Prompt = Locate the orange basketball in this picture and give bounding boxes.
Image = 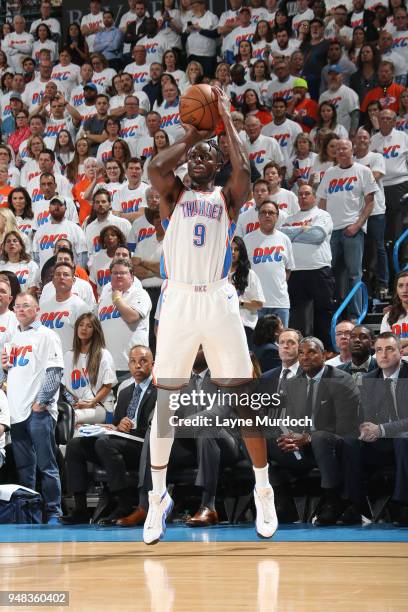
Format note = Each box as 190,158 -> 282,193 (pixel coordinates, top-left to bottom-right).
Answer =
179,84 -> 220,132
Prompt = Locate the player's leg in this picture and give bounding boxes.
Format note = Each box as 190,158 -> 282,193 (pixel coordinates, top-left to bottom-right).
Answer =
144,286 -> 201,544
202,282 -> 278,538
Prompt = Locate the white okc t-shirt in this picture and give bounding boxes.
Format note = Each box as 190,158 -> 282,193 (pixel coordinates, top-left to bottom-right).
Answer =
281,206 -> 333,271
40,294 -> 89,354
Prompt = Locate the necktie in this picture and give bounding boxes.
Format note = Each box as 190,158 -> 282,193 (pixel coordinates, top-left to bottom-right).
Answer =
127,384 -> 142,421
192,372 -> 202,392
305,379 -> 315,420
278,368 -> 290,394
382,378 -> 398,422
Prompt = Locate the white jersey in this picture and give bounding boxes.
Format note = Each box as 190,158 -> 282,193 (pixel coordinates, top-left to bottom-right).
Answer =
40,294 -> 89,354
0,309 -> 18,354
80,11 -> 104,52
261,119 -> 302,167
51,63 -> 80,97
6,323 -> 64,424
319,85 -> 359,133
244,134 -> 284,174
136,234 -> 163,288
85,213 -> 131,255
88,249 -> 112,296
119,115 -> 146,155
266,76 -> 296,106
22,78 -> 48,112
230,268 -> 265,330
33,219 -> 87,270
162,186 -> 234,284
112,183 -> 148,216
353,152 -> 386,216
371,128 -> 408,186
280,206 -> 333,270
32,197 -> 78,231
63,348 -> 117,410
0,260 -> 40,289
124,61 -> 151,90
129,214 -> 156,251
40,277 -> 96,307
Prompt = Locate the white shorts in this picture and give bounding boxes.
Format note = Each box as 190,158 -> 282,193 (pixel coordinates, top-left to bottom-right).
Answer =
154,278 -> 253,384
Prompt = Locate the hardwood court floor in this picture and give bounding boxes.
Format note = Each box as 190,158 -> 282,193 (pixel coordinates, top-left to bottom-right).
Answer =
1,541 -> 407,611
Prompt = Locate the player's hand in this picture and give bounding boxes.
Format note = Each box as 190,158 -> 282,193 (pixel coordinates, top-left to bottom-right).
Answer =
213,86 -> 230,118
182,122 -> 214,143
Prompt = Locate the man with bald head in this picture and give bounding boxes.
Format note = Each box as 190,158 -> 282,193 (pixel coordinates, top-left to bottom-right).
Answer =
317,139 -> 378,319
371,109 -> 408,270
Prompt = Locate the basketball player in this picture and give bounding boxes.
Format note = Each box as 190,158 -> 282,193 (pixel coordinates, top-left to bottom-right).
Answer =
143,88 -> 278,544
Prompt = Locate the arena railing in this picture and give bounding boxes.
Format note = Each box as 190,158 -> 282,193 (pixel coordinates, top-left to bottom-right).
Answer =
330,281 -> 369,351
393,227 -> 408,274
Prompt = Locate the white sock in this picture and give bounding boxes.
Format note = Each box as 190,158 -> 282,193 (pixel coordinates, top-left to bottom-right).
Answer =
253,464 -> 270,490
149,392 -> 176,495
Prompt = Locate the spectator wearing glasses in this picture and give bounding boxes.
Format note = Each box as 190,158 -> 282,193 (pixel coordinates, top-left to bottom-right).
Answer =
326,320 -> 354,367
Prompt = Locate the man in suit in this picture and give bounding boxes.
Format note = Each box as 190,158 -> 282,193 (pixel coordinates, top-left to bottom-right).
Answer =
262,328 -> 302,390
338,325 -> 377,385
268,336 -> 360,525
60,345 -> 156,525
341,332 -> 408,526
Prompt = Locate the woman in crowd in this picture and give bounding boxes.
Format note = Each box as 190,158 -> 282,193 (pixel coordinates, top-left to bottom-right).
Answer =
310,102 -> 348,146
63,313 -> 117,424
287,133 -> 317,192
89,225 -> 127,297
363,100 -> 382,135
7,187 -> 35,250
0,144 -> 20,187
96,117 -> 121,165
103,159 -> 126,201
181,61 -> 203,92
66,137 -> 92,185
73,157 -> 105,226
215,62 -> 231,92
142,129 -> 170,181
32,23 -> 58,64
241,89 -> 273,126
112,139 -> 131,167
20,135 -> 45,186
0,209 -> 25,255
0,71 -> 13,94
272,9 -> 292,36
396,88 -> 408,134
90,52 -> 116,91
54,129 -> 75,172
297,19 -> 311,45
250,59 -> 272,105
65,22 -> 89,66
310,131 -> 339,188
0,230 -> 40,292
251,20 -> 274,61
162,49 -> 186,89
154,0 -> 182,50
348,26 -> 366,64
252,314 -> 284,372
350,43 -> 380,104
154,79 -> 183,140
381,270 -> 408,356
7,110 -> 30,157
229,236 -> 265,349
234,40 -> 254,73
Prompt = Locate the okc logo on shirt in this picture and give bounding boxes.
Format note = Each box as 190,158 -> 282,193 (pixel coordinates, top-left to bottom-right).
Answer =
141,146 -> 153,158
272,89 -> 292,101
32,92 -> 43,106
383,145 -> 401,158
72,93 -> 85,107
144,42 -> 159,55
253,48 -> 265,59
391,322 -> 408,337
18,224 -> 31,234
396,119 -> 408,131
10,345 -> 32,367
138,227 -> 155,242
245,221 -> 260,234
273,133 -> 290,147
252,246 -> 284,263
235,33 -> 254,46
326,96 -> 341,109
249,150 -> 266,164
284,218 -> 312,228
36,211 -> 51,226
92,236 -> 102,253
44,124 -> 65,137
52,71 -> 71,81
40,311 -> 69,329
328,176 -> 358,193
101,149 -> 113,163
299,166 -> 311,180
97,269 -> 111,288
160,113 -> 180,128
28,171 -> 40,182
393,36 -> 408,48
119,125 -> 141,138
15,269 -> 29,285
3,104 -> 11,118
32,188 -> 44,203
71,368 -> 89,390
133,71 -> 148,84
99,305 -> 121,321
40,233 -> 68,250
121,197 -> 142,213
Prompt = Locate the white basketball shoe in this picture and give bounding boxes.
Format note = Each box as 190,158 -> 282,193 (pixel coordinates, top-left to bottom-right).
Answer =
143,490 -> 174,545
254,486 -> 278,538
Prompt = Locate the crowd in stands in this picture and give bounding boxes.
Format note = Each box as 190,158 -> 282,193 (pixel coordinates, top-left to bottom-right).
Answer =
0,0 -> 407,529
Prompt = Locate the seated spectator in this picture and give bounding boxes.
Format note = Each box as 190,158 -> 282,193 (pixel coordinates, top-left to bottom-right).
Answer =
338,325 -> 377,383
252,314 -> 283,372
61,345 -> 156,526
342,332 -> 408,526
97,258 -> 151,380
89,225 -> 127,297
381,271 -> 408,355
63,313 -> 117,424
271,336 -> 360,526
3,292 -> 64,524
326,320 -> 354,367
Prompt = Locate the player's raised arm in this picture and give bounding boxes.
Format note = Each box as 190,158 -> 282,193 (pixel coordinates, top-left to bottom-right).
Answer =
216,87 -> 251,220
148,125 -> 213,216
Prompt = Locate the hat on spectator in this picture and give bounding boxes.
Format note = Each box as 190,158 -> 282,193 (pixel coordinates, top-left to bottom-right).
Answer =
50,195 -> 67,207
84,82 -> 98,91
293,78 -> 308,89
10,92 -> 22,101
327,64 -> 343,74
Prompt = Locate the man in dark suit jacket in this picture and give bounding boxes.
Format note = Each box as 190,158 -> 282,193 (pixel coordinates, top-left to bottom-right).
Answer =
338,325 -> 377,383
342,332 -> 408,526
61,346 -> 156,525
268,336 -> 360,525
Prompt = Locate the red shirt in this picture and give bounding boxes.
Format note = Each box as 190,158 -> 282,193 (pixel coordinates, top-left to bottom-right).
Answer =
294,98 -> 319,133
361,83 -> 405,114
